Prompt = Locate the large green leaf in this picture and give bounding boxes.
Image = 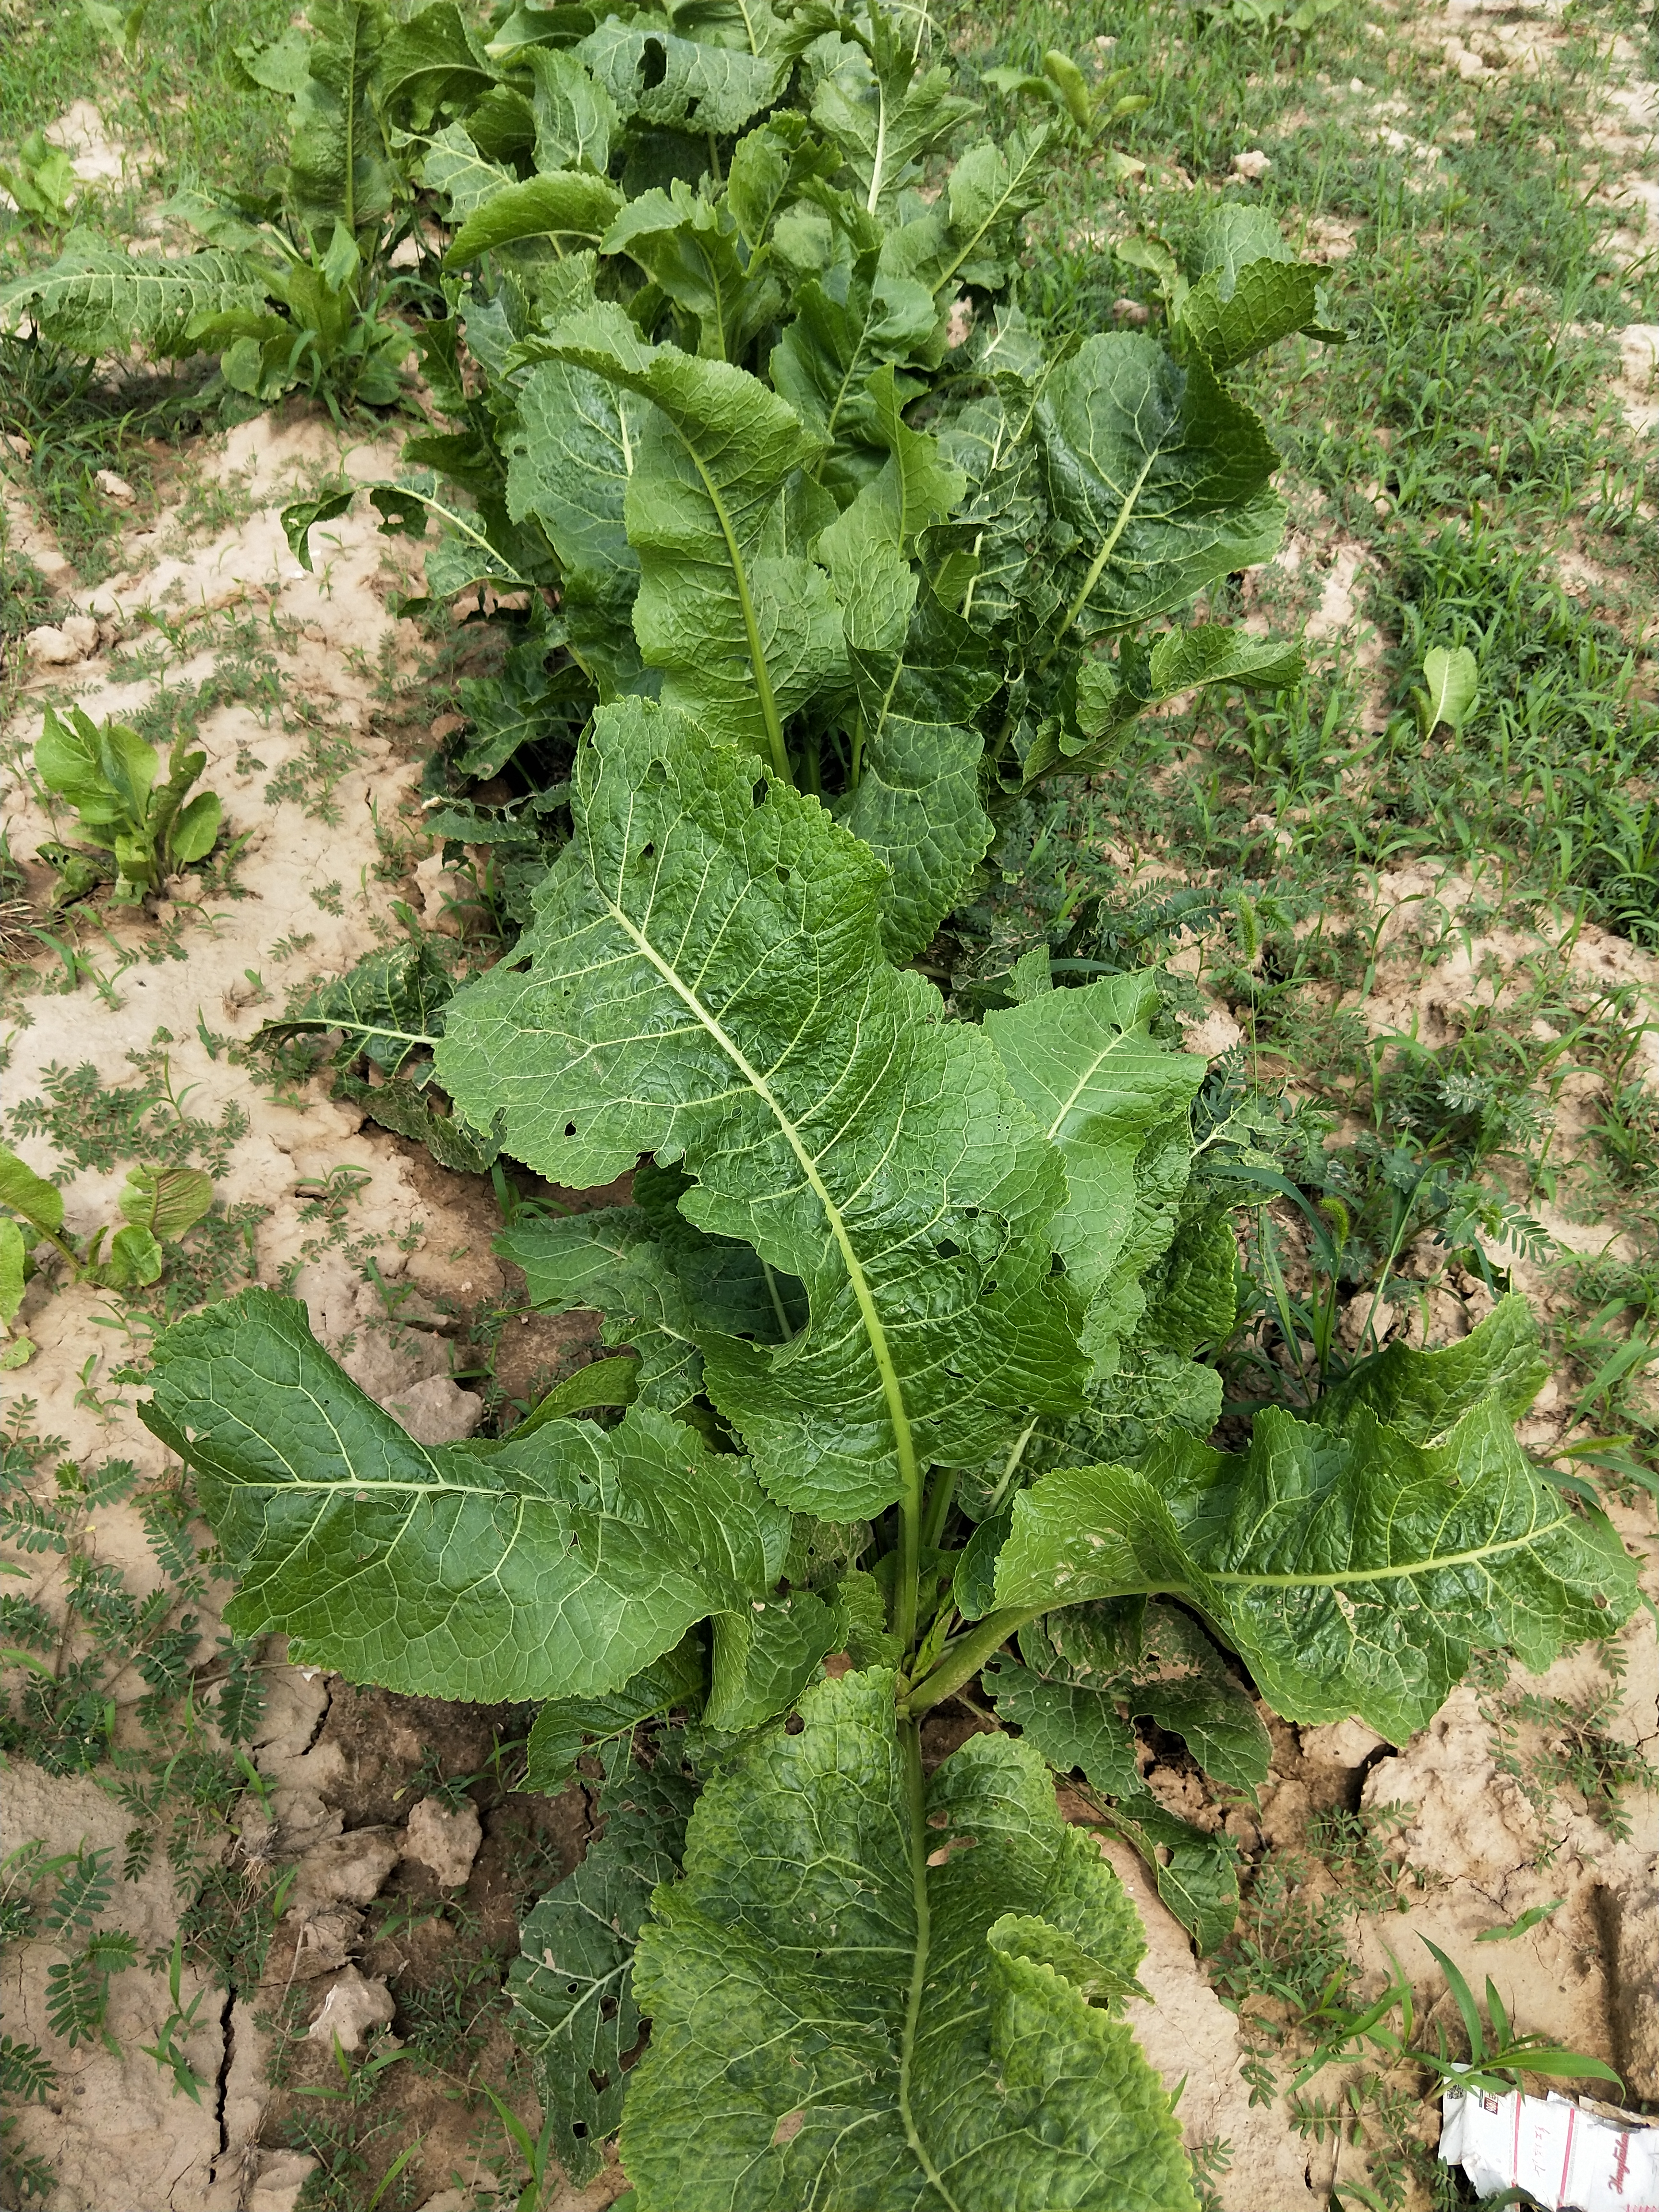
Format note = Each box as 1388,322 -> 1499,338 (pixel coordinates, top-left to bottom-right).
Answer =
1317,1291 -> 1547,1442
537,303 -> 840,776
259,939 -> 454,1075
985,975 -> 1208,1373
992,1394 -> 1638,1744
579,17 -> 787,133
0,240 -> 268,357
1179,205 -> 1344,373
810,18 -> 977,218
505,347 -> 650,696
285,0 -> 393,229
444,170 -> 625,264
437,696 -> 1087,1519
604,180 -> 782,361
1038,334 -> 1285,641
139,1288 -> 790,1703
380,2 -> 498,128
511,1736 -> 697,2182
521,44 -> 618,171
623,1668 -> 1196,2210
821,373 -> 996,959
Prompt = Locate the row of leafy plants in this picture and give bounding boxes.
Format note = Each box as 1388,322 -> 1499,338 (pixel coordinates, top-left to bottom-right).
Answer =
1,2 -> 1642,2206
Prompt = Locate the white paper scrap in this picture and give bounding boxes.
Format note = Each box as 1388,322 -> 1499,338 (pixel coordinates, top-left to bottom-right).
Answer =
1440,2087 -> 1659,2212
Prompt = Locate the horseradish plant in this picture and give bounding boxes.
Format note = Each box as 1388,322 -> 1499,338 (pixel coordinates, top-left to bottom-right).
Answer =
147,697 -> 1635,2205
132,10 -> 1637,2207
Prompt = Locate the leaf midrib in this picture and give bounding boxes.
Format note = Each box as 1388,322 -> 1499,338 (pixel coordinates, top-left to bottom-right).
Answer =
597,885 -> 924,1543
1198,1514 -> 1576,1589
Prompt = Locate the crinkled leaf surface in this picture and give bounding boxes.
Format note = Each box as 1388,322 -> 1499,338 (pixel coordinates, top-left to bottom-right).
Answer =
259,938 -> 454,1075
1317,1291 -> 1546,1443
810,21 -> 977,217
525,1636 -> 704,1790
993,1388 -> 1637,1743
0,239 -> 268,356
1180,204 -> 1344,368
512,1736 -> 697,2182
821,381 -> 995,959
580,17 -> 787,133
981,1647 -> 1241,1955
1022,1601 -> 1271,1792
438,697 -> 1087,1518
1038,334 -> 1284,638
623,1668 -> 1197,2210
505,345 -> 650,694
444,169 -> 624,264
140,1288 -> 789,1701
985,976 -> 1207,1373
540,304 -> 842,769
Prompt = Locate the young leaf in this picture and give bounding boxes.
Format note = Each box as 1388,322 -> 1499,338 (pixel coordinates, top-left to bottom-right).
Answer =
992,1397 -> 1639,1745
421,121 -> 517,222
511,1738 -> 697,2182
1024,1601 -> 1272,1791
820,371 -> 995,957
103,1224 -> 164,1288
140,1288 -> 792,1703
1027,623 -> 1304,780
1038,335 -> 1285,643
834,581 -> 998,959
168,789 -> 222,865
119,1166 -> 215,1242
622,1668 -> 1198,2210
810,18 -> 977,218
1087,1786 -> 1241,1960
1414,645 -> 1480,738
0,1220 -> 24,1329
536,304 -> 841,779
1178,207 -> 1343,373
770,216 -> 942,497
604,182 -> 782,362
437,697 -> 1088,1521
704,1587 -> 841,1731
0,1144 -> 64,1240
